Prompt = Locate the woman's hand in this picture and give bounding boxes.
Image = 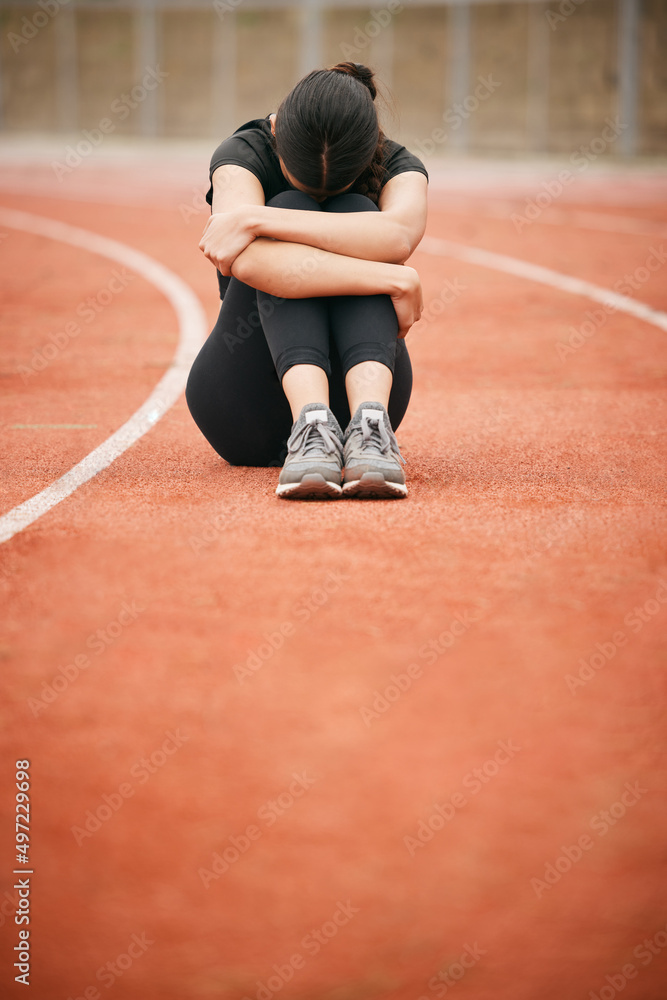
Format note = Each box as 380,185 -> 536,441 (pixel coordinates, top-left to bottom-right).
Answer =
199,208 -> 258,276
389,266 -> 423,338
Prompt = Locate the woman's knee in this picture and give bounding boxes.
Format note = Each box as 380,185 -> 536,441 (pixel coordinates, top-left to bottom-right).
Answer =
324,192 -> 379,214
266,190 -> 322,211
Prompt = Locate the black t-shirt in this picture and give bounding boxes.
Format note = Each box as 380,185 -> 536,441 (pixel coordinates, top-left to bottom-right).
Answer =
206,116 -> 428,298
206,114 -> 428,205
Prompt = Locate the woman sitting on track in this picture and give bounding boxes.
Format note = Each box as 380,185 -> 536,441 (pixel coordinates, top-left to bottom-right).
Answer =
187,61 -> 428,499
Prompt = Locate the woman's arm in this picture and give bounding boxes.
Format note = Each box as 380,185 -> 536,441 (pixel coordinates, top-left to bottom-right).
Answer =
202,165 -> 428,268
249,171 -> 428,264
199,164 -> 424,335
231,237 -> 423,338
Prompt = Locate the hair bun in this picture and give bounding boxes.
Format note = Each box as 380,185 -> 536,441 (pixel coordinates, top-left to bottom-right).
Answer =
329,61 -> 377,101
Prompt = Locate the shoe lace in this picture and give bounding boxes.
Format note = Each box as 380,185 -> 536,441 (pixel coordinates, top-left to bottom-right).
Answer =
288,418 -> 343,459
360,412 -> 406,465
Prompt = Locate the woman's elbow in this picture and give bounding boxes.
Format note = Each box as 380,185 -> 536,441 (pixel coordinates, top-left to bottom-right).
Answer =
230,252 -> 254,286
397,225 -> 428,265
387,220 -> 424,264
383,235 -> 412,265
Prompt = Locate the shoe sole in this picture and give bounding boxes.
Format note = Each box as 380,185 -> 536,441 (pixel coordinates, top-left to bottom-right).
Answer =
342,472 -> 407,499
276,474 -> 342,500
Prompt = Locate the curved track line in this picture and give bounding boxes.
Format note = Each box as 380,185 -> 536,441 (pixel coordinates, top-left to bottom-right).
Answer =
2,220 -> 663,545
428,199 -> 667,238
419,236 -> 667,333
0,207 -> 208,545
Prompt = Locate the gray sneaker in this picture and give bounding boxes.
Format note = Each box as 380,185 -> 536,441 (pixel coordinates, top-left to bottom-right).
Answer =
342,402 -> 407,499
276,403 -> 344,499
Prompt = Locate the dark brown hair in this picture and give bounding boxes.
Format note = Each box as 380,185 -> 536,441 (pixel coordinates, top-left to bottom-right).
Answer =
274,62 -> 387,204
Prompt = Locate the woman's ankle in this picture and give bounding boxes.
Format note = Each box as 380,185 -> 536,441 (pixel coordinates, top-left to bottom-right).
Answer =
345,360 -> 392,414
282,364 -> 330,422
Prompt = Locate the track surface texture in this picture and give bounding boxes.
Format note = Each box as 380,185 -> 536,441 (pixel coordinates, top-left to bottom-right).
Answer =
1,143 -> 666,1000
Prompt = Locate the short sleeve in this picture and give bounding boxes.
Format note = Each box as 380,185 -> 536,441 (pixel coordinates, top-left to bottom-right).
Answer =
206,120 -> 276,206
382,141 -> 429,186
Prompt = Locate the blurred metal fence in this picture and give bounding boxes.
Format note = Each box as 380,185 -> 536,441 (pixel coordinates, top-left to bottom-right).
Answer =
0,0 -> 664,156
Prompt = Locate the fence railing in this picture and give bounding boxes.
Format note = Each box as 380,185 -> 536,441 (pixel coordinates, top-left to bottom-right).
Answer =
0,0 -> 661,157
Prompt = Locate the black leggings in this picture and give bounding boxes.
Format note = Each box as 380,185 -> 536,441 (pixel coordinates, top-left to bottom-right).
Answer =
185,189 -> 412,466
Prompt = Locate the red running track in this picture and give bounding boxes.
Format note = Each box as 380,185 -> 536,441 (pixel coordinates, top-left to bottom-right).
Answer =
0,149 -> 666,1000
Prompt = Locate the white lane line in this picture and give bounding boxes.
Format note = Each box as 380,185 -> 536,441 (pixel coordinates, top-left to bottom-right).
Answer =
517,208 -> 667,238
418,236 -> 667,334
427,198 -> 667,238
0,178 -> 204,211
0,208 -> 208,545
10,424 -> 98,429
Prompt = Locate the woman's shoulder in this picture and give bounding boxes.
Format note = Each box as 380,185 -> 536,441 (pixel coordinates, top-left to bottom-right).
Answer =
207,115 -> 285,204
211,116 -> 275,163
209,116 -> 277,176
229,116 -> 274,142
381,137 -> 429,183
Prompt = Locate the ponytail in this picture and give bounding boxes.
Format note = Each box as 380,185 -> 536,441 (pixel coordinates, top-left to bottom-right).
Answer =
329,61 -> 378,100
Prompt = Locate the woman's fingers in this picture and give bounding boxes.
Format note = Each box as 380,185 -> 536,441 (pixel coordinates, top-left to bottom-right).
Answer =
199,211 -> 255,276
394,295 -> 415,339
199,220 -> 228,272
391,267 -> 423,338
